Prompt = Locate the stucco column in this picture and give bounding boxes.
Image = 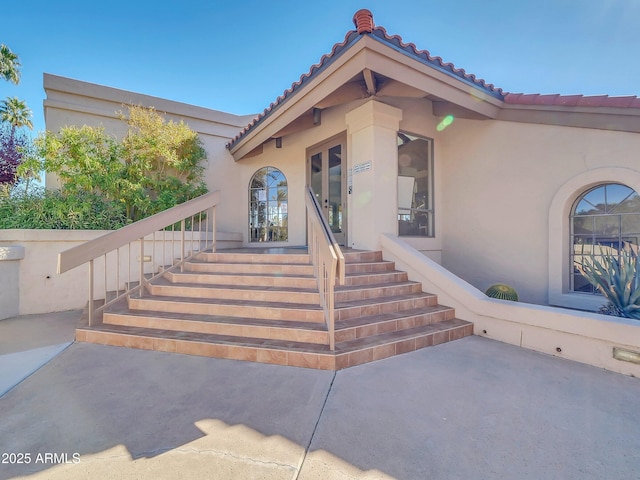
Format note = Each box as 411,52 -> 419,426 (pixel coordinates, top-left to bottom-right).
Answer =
345,100 -> 402,251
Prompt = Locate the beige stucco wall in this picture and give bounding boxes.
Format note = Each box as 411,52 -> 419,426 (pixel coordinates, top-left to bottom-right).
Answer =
243,97 -> 447,256
43,77 -> 447,257
438,118 -> 640,305
42,75 -> 640,310
237,100 -> 365,247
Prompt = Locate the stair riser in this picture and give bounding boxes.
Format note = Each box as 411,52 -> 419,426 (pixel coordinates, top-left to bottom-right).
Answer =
335,283 -> 422,303
334,323 -> 473,370
343,251 -> 383,263
186,262 -> 314,276
165,272 -> 317,289
336,295 -> 438,321
128,297 -> 325,323
79,246 -> 474,371
334,308 -> 456,342
76,322 -> 473,370
343,272 -> 408,286
146,284 -> 320,304
103,313 -> 329,344
345,262 -> 395,274
198,252 -> 310,264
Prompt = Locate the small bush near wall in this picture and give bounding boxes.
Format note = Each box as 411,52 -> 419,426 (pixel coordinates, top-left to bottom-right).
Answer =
0,187 -> 130,229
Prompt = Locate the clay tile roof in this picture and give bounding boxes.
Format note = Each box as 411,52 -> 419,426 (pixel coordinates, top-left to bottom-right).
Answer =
504,93 -> 640,109
227,10 -> 504,150
228,11 -> 640,151
368,26 -> 504,98
226,28 -> 361,150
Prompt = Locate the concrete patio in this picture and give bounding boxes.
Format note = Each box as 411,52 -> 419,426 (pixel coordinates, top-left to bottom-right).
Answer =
0,310 -> 638,479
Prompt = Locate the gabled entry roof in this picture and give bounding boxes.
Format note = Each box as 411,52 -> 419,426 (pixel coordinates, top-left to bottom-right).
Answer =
227,9 -> 640,160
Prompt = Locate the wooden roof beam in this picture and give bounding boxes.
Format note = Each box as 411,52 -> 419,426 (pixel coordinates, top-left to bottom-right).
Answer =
363,68 -> 377,96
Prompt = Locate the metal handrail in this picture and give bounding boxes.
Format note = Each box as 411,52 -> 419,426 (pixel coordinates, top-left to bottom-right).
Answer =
58,190 -> 220,326
305,186 -> 345,350
58,190 -> 220,274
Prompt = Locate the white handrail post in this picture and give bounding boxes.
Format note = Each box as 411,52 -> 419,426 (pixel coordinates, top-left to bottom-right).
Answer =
56,191 -> 221,324
139,237 -> 144,298
88,259 -> 94,327
211,206 -> 216,253
328,272 -> 335,351
305,186 -> 340,352
181,219 -> 186,272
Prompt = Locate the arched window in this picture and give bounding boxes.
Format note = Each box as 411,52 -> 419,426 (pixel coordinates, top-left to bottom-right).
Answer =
570,183 -> 640,293
249,167 -> 288,242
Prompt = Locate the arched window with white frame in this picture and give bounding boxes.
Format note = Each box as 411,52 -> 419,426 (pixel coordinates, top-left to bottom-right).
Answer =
570,183 -> 640,293
249,167 -> 288,242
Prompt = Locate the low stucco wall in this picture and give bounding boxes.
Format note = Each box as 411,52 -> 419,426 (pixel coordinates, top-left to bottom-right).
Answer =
0,229 -> 242,315
380,233 -> 640,377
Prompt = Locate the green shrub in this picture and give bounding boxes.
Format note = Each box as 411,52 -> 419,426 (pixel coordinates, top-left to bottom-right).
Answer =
33,105 -> 207,223
0,187 -> 129,230
485,284 -> 519,301
578,249 -> 640,319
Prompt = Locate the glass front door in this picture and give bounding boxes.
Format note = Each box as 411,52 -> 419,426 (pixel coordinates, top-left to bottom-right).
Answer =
309,139 -> 346,245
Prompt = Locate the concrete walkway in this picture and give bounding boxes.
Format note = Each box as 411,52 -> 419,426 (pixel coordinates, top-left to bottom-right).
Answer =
0,311 -> 78,397
0,311 -> 638,479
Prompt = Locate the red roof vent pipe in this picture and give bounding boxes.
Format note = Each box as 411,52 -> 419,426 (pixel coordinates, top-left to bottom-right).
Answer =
353,9 -> 374,34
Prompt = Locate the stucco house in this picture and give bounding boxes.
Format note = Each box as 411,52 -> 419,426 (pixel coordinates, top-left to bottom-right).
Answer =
42,10 -> 640,373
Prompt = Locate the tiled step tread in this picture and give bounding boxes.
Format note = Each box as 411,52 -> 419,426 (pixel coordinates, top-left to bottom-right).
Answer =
150,276 -> 318,294
335,292 -> 436,309
130,293 -> 323,310
335,280 -> 420,292
106,304 -> 327,331
132,291 -> 433,310
169,271 -> 315,280
184,260 -> 314,274
336,305 -> 454,328
345,261 -> 394,267
106,303 -> 453,332
335,318 -> 471,352
343,270 -> 406,278
78,318 -> 470,354
190,257 -> 311,266
79,323 -> 333,353
342,251 -> 383,262
153,278 -> 420,294
170,271 -> 406,284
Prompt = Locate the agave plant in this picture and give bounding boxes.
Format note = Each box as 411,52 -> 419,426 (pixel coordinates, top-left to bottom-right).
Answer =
578,249 -> 640,319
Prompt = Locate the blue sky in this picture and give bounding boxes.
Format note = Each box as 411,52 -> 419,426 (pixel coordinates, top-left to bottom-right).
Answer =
3,0 -> 640,135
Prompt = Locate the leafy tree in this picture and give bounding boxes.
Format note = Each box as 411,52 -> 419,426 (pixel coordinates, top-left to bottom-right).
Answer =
37,125 -> 124,200
119,105 -> 207,220
0,45 -> 33,190
36,105 -> 207,222
0,44 -> 20,85
0,123 -> 29,188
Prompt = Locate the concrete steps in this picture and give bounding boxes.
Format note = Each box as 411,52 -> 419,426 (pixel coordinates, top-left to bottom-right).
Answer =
77,248 -> 473,370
